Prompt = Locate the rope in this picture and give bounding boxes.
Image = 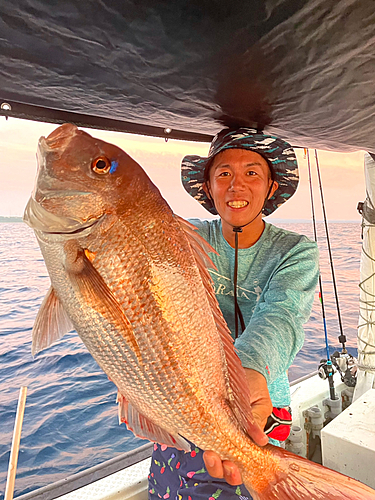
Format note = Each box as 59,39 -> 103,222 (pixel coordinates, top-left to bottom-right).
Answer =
357,200 -> 375,368
231,179 -> 275,339
357,364 -> 375,372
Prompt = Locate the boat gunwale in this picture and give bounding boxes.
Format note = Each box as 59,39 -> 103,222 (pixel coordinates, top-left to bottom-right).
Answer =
14,442 -> 153,500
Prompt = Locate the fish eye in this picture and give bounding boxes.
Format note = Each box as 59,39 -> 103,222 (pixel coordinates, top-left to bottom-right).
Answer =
92,157 -> 111,175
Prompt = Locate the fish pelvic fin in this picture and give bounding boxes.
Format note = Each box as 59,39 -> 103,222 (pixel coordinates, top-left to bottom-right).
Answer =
32,286 -> 74,355
178,216 -> 260,440
247,445 -> 375,500
116,391 -> 191,452
64,240 -> 142,363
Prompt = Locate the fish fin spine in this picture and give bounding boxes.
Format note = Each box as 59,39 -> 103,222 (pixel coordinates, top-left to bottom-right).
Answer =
176,215 -> 218,269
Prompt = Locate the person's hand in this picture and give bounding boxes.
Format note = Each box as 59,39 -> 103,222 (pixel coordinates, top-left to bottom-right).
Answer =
203,368 -> 272,485
243,368 -> 273,435
203,451 -> 243,485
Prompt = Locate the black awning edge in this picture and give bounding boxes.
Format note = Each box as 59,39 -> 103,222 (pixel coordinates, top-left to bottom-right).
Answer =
0,99 -> 213,143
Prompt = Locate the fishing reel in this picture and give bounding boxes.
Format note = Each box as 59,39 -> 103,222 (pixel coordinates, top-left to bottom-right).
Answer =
331,351 -> 357,388
318,359 -> 335,380
318,352 -> 357,387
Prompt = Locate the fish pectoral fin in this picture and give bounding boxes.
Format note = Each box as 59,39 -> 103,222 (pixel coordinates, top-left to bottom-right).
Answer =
64,241 -> 142,362
32,287 -> 74,356
117,391 -> 191,452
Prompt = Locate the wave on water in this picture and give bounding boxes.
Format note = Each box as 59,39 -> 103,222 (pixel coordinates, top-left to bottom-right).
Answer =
0,221 -> 363,498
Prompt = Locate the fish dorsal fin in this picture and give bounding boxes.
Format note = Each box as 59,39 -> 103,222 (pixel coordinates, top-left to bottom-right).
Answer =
176,216 -> 218,270
116,391 -> 191,452
32,287 -> 74,355
178,216 -> 260,439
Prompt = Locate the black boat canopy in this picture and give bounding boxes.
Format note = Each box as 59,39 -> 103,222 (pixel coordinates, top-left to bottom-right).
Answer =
1,0 -> 374,150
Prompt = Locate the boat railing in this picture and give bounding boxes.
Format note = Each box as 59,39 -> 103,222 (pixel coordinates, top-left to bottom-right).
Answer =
15,442 -> 153,500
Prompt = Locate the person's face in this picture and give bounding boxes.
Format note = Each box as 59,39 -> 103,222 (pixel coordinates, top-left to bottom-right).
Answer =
203,148 -> 279,229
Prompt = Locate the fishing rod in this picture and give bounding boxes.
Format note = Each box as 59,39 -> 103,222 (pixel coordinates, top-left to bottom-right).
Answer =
313,150 -> 357,390
314,150 -> 347,353
306,149 -> 336,401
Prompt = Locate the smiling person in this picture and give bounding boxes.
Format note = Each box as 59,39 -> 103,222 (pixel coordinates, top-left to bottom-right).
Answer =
149,128 -> 319,500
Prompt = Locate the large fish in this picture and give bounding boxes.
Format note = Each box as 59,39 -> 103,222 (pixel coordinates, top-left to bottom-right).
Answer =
24,123 -> 375,500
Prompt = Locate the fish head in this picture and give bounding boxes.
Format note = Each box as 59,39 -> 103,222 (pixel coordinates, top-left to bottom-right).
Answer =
24,123 -> 152,235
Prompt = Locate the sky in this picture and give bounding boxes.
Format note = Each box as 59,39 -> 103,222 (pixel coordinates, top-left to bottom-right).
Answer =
0,117 -> 366,221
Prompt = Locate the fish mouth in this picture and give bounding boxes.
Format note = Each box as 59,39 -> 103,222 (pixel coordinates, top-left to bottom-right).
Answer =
23,196 -> 102,235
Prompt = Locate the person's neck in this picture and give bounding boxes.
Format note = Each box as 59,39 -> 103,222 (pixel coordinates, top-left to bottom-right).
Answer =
221,217 -> 265,249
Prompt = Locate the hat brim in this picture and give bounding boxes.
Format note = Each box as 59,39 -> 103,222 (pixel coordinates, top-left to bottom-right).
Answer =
181,129 -> 299,216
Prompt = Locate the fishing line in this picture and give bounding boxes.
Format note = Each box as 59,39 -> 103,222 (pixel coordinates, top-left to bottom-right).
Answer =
233,227 -> 246,338
205,168 -> 275,339
306,149 -> 336,400
314,150 -> 347,353
232,179 -> 275,339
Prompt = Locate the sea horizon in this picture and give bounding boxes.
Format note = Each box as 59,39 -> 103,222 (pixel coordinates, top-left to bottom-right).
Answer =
0,216 -> 362,223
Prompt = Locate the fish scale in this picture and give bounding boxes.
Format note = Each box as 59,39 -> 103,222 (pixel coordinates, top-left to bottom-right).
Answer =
64,226 -> 203,427
24,123 -> 375,500
88,218 -> 228,433
99,216 -> 223,372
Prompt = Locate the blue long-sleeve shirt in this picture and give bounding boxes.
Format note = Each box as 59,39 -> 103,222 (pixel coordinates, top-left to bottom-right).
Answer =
189,219 -> 319,407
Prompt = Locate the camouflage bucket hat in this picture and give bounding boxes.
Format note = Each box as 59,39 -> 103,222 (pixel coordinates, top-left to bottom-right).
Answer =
181,127 -> 299,216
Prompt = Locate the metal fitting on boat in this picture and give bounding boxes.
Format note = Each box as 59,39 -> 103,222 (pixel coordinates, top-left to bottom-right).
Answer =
303,405 -> 324,438
341,387 -> 355,410
286,425 -> 305,456
323,395 -> 342,421
1,102 -> 12,111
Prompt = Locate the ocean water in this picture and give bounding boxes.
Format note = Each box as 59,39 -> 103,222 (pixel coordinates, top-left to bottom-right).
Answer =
0,220 -> 361,499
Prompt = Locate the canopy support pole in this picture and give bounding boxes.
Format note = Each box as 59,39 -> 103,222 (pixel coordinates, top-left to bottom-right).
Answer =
354,153 -> 375,401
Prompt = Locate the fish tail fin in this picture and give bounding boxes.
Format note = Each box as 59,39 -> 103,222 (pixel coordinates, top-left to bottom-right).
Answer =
246,446 -> 375,500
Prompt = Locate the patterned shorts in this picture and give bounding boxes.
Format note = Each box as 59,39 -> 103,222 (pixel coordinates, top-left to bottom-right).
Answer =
148,443 -> 253,500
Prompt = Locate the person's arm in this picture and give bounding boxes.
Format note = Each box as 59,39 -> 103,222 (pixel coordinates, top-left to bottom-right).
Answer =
235,239 -> 319,384
203,239 -> 319,484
